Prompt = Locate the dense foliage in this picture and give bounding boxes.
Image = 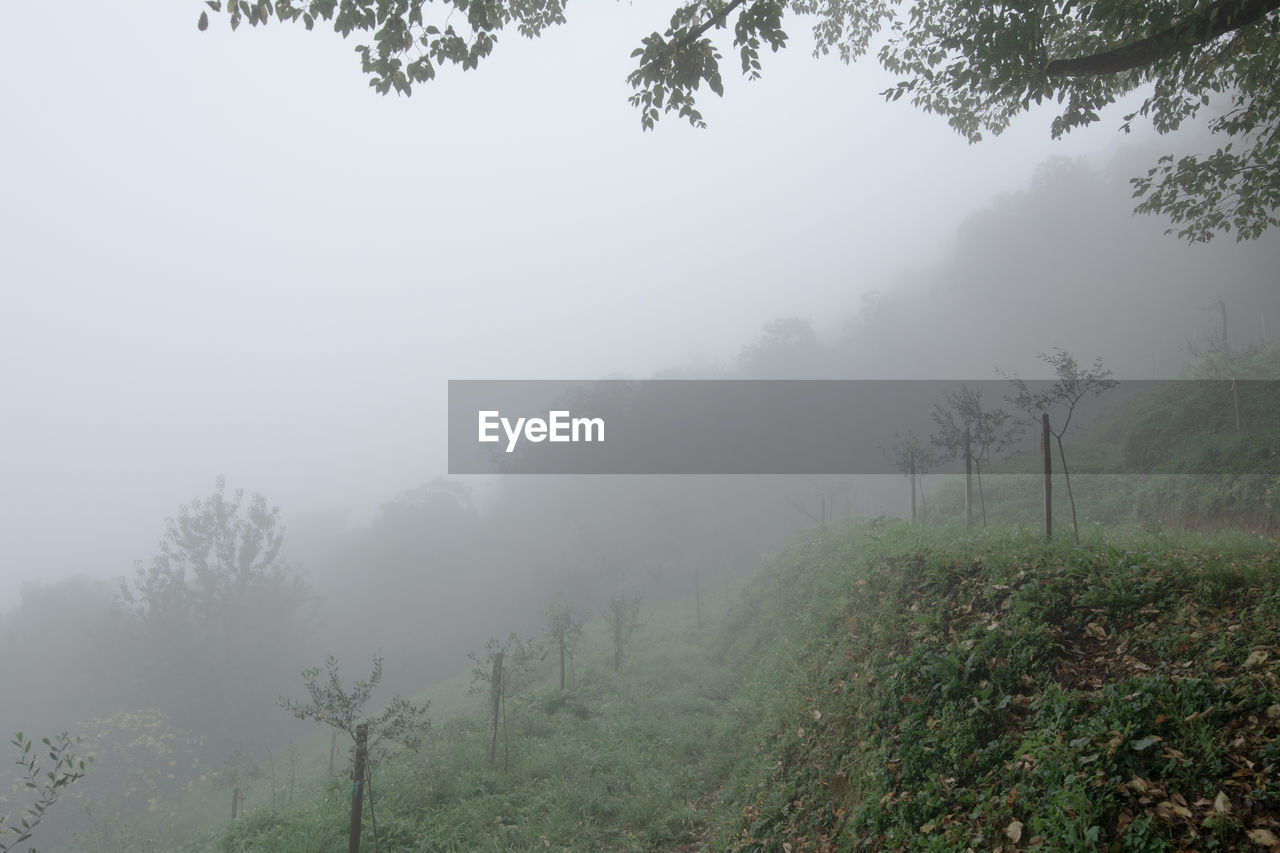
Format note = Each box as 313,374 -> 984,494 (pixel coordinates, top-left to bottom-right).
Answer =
197,0 -> 1280,241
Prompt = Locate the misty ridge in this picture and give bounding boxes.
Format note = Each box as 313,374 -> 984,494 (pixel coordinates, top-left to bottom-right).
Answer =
2,147 -> 1277,851
724,154 -> 1277,383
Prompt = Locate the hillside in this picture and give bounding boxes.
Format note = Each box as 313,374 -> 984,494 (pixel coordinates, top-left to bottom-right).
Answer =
710,524 -> 1280,852
193,524 -> 1280,852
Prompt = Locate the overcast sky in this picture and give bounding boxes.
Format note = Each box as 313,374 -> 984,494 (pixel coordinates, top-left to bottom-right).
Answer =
1,0 -> 1190,608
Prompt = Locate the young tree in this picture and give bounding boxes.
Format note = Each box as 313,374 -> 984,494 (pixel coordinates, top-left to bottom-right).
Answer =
196,0 -> 1280,241
280,656 -> 430,853
468,635 -> 543,769
603,594 -> 645,672
1003,350 -> 1119,543
121,477 -> 315,743
0,732 -> 91,853
883,430 -> 943,523
931,385 -> 1021,527
544,597 -> 586,691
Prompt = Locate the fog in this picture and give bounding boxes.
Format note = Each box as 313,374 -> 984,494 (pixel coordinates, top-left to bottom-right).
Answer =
1,1 -> 1189,609
2,1 -> 1278,849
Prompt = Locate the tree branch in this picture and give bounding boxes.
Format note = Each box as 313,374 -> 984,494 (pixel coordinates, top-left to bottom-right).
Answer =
1044,0 -> 1280,76
674,0 -> 750,49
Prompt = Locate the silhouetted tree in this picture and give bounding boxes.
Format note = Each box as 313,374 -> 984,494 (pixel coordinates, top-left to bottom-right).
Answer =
736,317 -> 829,378
544,596 -> 585,691
121,477 -> 314,745
884,431 -> 943,523
931,385 -> 1021,526
280,656 -> 430,852
1004,350 -> 1118,542
468,634 -> 543,769
604,595 -> 644,672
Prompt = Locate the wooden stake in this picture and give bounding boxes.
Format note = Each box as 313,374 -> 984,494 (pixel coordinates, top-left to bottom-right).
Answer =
964,428 -> 973,528
909,450 -> 917,524
328,730 -> 337,778
1042,413 -> 1052,541
349,723 -> 368,853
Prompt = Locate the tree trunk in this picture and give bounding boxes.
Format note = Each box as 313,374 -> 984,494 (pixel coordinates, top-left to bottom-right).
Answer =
975,460 -> 987,527
694,563 -> 703,631
558,636 -> 566,691
1056,434 -> 1080,544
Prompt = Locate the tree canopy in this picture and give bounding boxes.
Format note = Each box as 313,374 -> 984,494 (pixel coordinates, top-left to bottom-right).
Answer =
198,0 -> 1279,242
121,477 -> 314,743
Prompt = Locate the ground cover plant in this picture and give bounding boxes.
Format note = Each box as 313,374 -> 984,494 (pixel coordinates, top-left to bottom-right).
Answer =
714,524 -> 1280,852
20,505 -> 1280,850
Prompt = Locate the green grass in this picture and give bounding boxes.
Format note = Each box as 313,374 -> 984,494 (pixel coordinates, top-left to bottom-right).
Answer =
182,603 -> 739,853
60,517 -> 1280,853
710,523 -> 1280,852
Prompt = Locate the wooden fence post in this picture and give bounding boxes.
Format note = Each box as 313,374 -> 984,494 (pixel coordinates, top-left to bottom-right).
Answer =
1042,413 -> 1052,541
231,787 -> 240,820
349,723 -> 368,853
328,730 -> 337,778
964,428 -> 973,528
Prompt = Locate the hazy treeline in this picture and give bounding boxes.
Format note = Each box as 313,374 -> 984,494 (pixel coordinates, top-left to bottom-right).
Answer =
742,155 -> 1279,382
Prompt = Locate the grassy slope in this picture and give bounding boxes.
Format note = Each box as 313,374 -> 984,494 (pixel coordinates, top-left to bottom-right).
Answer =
206,604 -> 744,853
186,359 -> 1280,852
190,522 -> 1280,852
711,523 -> 1280,852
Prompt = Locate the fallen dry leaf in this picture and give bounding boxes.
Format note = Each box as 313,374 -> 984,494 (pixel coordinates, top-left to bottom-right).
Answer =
1247,827 -> 1280,849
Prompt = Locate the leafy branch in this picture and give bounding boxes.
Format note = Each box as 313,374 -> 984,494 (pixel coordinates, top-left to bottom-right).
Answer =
280,655 -> 430,760
0,732 -> 91,853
